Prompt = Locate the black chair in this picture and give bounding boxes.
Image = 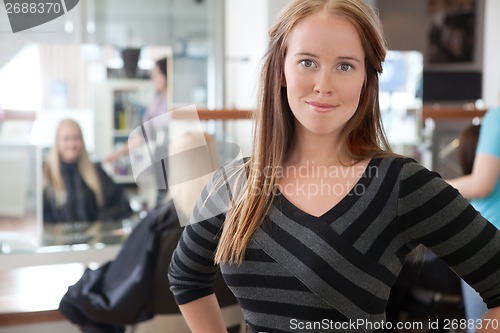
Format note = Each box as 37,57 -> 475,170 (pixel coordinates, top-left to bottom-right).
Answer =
385,249 -> 464,332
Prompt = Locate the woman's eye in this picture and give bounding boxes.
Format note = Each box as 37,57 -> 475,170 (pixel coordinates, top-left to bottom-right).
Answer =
338,63 -> 353,71
300,60 -> 316,68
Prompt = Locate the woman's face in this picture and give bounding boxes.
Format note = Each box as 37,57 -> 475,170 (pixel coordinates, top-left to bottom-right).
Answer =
151,64 -> 167,93
57,122 -> 84,163
283,11 -> 366,140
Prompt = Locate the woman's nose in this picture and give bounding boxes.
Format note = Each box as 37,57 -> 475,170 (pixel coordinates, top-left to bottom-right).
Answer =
313,71 -> 333,95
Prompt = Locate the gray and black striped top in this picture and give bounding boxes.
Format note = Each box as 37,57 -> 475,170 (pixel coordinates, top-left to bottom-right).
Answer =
168,157 -> 500,333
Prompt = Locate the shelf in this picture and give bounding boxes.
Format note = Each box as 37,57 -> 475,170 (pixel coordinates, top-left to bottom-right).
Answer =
171,108 -> 253,120
422,106 -> 487,120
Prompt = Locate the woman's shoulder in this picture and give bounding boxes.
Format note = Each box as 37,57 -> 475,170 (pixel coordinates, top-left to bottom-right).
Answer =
92,162 -> 108,175
485,106 -> 500,118
372,155 -> 419,168
372,155 -> 438,179
92,162 -> 119,184
482,106 -> 500,128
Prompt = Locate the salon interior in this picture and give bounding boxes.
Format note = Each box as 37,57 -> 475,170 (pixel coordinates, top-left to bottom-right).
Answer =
0,0 -> 499,332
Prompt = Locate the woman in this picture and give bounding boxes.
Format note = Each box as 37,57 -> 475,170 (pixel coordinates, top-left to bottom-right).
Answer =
447,110 -> 500,332
105,57 -> 170,206
448,109 -> 500,228
43,119 -> 133,223
168,1 -> 500,332
456,123 -> 481,176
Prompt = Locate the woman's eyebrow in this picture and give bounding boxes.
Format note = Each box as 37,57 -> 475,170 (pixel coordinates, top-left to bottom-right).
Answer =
293,52 -> 318,58
293,52 -> 362,63
338,56 -> 362,63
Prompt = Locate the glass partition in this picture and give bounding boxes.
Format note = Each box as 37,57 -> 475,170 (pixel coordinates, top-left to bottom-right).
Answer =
379,50 -> 424,160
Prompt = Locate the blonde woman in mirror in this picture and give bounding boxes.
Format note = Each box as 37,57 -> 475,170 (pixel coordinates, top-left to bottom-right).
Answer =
447,108 -> 500,332
43,119 -> 133,223
168,1 -> 500,332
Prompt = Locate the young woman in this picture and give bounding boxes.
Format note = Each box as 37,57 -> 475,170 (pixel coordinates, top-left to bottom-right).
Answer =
447,109 -> 500,332
43,119 -> 132,223
168,1 -> 500,332
105,57 -> 170,206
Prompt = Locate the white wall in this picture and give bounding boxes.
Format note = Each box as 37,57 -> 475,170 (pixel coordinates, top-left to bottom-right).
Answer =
482,0 -> 500,107
224,0 -> 291,110
224,0 -> 268,109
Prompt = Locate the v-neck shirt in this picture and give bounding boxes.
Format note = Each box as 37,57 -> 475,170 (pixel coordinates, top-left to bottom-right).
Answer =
169,157 -> 500,333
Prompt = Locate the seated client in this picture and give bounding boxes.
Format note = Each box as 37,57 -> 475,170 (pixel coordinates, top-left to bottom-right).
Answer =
43,119 -> 132,223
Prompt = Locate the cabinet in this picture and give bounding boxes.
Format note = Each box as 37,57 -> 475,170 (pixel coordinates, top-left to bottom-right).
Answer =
94,79 -> 154,183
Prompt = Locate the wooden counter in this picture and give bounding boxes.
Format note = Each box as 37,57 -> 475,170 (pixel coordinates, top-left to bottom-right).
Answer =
0,263 -> 84,327
422,106 -> 487,120
171,106 -> 489,121
171,106 -> 487,121
171,108 -> 253,120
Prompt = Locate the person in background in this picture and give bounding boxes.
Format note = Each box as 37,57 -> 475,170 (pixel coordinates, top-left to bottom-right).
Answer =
168,1 -> 500,332
456,123 -> 481,176
447,112 -> 500,332
43,118 -> 133,223
105,57 -> 170,207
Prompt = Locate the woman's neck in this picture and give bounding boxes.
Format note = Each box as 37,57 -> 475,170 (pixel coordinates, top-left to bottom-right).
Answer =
286,132 -> 347,167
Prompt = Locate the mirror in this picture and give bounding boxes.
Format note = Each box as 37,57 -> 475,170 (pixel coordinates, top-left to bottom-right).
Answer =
0,0 -> 219,255
0,43 -> 176,254
0,144 -> 42,252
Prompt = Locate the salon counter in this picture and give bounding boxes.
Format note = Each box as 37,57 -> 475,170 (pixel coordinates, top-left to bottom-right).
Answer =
0,263 -> 84,328
0,219 -> 136,331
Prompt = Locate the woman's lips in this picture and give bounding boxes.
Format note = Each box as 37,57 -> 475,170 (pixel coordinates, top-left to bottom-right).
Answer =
307,101 -> 336,112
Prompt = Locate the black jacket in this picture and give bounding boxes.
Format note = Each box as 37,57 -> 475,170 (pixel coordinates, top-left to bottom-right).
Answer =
43,162 -> 133,223
59,200 -> 236,333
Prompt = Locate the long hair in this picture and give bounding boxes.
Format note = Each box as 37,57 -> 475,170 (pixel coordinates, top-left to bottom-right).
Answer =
214,0 -> 394,264
155,57 -> 168,78
457,124 -> 480,175
44,119 -> 104,207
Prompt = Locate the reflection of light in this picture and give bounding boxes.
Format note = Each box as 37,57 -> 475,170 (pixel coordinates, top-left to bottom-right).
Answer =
0,45 -> 42,110
107,57 -> 124,69
138,59 -> 154,70
95,242 -> 105,249
1,244 -> 12,254
15,264 -> 85,312
64,20 -> 74,33
87,21 -> 96,34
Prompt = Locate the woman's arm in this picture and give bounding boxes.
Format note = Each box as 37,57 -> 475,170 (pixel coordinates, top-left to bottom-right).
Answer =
178,294 -> 228,333
476,307 -> 500,332
446,153 -> 500,199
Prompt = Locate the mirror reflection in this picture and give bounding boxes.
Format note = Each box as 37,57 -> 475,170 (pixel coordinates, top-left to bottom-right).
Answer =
0,43 -> 176,253
0,143 -> 41,252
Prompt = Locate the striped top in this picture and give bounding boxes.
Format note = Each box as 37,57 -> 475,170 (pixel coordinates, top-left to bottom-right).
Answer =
168,157 -> 500,333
